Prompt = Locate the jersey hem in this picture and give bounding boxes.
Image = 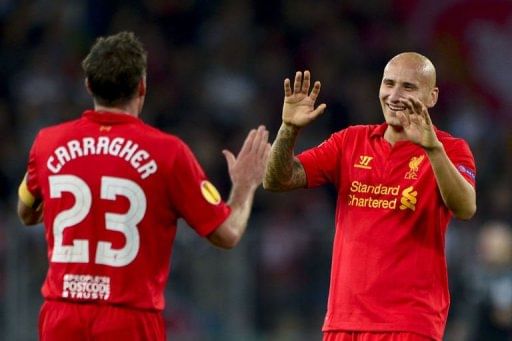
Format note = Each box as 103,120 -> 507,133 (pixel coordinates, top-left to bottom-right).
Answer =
322,321 -> 441,341
43,297 -> 163,313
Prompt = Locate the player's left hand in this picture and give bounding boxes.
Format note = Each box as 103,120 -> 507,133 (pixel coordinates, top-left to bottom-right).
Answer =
222,125 -> 271,190
397,97 -> 442,150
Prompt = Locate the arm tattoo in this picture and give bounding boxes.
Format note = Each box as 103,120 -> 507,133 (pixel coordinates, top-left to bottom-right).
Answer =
264,124 -> 307,191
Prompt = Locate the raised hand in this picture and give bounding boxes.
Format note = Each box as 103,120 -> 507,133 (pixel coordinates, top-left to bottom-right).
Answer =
209,126 -> 271,249
282,71 -> 327,128
222,125 -> 271,190
396,97 -> 442,150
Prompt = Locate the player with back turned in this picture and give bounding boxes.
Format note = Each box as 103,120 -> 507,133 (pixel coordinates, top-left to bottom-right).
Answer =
264,52 -> 476,341
17,31 -> 271,340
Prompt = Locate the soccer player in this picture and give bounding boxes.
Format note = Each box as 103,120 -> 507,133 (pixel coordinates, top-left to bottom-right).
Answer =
16,31 -> 271,340
263,52 -> 477,341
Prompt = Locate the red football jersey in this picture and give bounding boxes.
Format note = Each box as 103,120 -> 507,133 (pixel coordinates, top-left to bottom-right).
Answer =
25,110 -> 231,311
297,124 -> 476,341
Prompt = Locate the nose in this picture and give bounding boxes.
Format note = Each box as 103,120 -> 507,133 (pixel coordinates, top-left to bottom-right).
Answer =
388,86 -> 402,102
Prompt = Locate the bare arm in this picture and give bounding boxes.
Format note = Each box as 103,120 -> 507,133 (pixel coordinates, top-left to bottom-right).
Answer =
398,97 -> 476,220
207,182 -> 256,249
17,174 -> 43,225
17,199 -> 43,225
207,126 -> 271,249
425,145 -> 476,220
263,70 -> 326,192
263,123 -> 307,191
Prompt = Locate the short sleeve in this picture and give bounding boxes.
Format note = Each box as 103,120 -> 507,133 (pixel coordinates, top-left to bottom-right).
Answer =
168,141 -> 231,237
297,131 -> 344,188
445,138 -> 476,187
25,133 -> 42,199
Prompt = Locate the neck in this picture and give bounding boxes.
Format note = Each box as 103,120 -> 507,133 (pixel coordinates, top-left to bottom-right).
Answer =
94,98 -> 142,117
383,124 -> 407,145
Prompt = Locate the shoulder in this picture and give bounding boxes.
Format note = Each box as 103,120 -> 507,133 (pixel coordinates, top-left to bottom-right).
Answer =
313,124 -> 376,152
34,118 -> 84,143
435,128 -> 472,150
137,122 -> 188,147
332,124 -> 379,141
344,124 -> 380,134
435,128 -> 475,164
137,123 -> 195,160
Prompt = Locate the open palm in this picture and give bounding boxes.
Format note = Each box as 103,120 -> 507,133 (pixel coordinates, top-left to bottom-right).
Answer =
282,71 -> 326,128
397,97 -> 442,150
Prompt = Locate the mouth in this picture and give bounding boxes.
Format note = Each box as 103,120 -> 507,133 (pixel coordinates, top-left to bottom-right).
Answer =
387,104 -> 407,112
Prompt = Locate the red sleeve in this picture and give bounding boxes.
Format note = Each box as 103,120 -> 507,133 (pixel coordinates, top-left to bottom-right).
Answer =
168,141 -> 231,237
296,131 -> 344,188
444,138 -> 476,187
26,132 -> 42,199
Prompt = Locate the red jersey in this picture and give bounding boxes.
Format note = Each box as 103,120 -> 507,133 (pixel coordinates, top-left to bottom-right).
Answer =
25,110 -> 231,311
297,124 -> 476,341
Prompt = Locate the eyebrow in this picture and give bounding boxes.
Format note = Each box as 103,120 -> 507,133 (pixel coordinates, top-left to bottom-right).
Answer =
382,78 -> 418,88
402,82 -> 418,88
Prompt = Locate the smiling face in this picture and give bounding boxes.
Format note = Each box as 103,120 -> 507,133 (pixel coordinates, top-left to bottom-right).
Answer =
379,53 -> 439,128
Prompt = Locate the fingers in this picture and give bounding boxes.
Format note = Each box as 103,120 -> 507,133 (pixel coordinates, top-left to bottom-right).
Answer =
227,126 -> 271,188
240,128 -> 257,153
410,98 -> 432,125
284,78 -> 292,97
285,70 -> 321,99
399,97 -> 413,113
222,150 -> 236,170
396,111 -> 410,128
422,109 -> 432,125
400,97 -> 423,115
260,142 -> 272,174
239,126 -> 268,156
293,71 -> 302,94
310,81 -> 321,102
400,97 -> 432,126
302,70 -> 311,94
263,143 -> 271,163
311,103 -> 327,119
255,126 -> 269,156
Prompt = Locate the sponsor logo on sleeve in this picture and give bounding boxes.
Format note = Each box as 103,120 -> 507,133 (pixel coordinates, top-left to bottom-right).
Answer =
457,164 -> 476,180
200,180 -> 222,205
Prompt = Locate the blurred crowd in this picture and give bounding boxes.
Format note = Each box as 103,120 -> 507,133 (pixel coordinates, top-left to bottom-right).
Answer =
0,0 -> 511,340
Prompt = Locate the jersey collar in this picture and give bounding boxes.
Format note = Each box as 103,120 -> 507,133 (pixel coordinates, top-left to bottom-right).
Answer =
83,110 -> 142,125
370,123 -> 388,138
370,122 -> 440,143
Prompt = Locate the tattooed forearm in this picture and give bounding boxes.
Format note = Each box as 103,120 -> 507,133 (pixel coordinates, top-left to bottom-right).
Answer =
263,123 -> 307,191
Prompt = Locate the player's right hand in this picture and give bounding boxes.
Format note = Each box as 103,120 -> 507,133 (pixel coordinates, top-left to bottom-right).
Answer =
282,70 -> 327,128
222,125 -> 271,190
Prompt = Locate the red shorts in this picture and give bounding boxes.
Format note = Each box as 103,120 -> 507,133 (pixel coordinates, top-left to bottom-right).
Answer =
39,300 -> 165,341
323,331 -> 434,341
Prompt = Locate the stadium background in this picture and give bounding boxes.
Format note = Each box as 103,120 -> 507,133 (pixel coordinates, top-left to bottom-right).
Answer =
1,0 -> 511,340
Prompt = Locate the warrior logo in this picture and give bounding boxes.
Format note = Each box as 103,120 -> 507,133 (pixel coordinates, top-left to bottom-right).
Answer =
354,155 -> 373,169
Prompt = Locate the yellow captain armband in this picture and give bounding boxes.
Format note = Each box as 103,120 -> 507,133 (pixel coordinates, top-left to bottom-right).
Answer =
18,175 -> 36,208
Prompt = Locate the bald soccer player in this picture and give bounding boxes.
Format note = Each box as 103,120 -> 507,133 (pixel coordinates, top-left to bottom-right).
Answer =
264,52 -> 477,341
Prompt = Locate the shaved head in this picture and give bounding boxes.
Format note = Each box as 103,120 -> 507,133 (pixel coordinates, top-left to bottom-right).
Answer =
379,52 -> 439,128
385,52 -> 436,89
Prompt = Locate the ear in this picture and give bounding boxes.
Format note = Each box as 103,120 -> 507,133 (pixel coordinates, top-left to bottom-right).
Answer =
84,78 -> 93,95
427,87 -> 439,108
138,77 -> 146,97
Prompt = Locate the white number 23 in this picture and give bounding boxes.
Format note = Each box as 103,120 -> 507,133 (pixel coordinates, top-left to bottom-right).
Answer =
49,175 -> 146,267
